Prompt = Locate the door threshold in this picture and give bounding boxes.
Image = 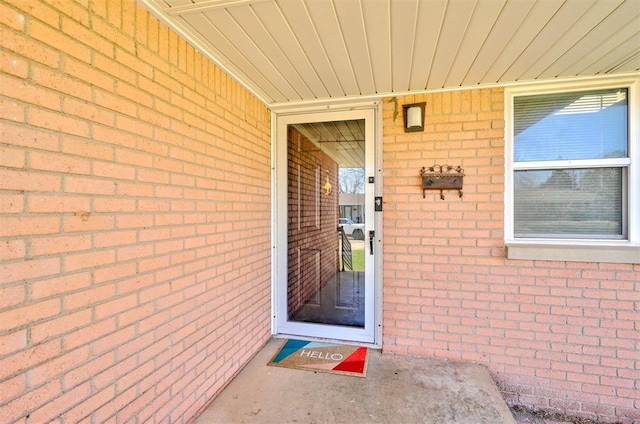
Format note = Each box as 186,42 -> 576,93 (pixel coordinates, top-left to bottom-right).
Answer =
272,333 -> 381,349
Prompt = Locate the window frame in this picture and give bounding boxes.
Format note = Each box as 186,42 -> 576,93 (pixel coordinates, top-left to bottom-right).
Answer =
504,77 -> 640,264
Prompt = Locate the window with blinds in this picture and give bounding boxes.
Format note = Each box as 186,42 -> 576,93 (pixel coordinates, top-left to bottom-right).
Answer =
512,88 -> 629,239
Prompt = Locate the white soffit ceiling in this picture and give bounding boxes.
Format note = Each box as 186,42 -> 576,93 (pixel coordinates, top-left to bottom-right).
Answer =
138,0 -> 640,107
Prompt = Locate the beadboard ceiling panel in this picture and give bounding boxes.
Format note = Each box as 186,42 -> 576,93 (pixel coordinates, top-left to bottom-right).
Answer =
139,0 -> 640,107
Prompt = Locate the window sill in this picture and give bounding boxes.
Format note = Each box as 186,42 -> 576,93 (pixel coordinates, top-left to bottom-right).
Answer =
506,240 -> 640,264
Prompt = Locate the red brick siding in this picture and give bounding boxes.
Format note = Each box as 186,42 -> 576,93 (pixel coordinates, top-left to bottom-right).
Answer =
0,0 -> 271,422
382,90 -> 640,424
287,126 -> 339,317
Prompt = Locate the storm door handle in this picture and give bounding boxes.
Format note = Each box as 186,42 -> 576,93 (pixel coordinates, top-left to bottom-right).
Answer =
369,230 -> 375,255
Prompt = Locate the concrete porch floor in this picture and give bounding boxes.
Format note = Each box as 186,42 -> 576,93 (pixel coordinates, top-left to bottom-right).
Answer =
195,338 -> 516,424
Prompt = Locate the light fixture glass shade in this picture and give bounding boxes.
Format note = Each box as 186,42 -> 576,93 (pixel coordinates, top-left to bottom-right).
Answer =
406,106 -> 422,128
402,102 -> 425,132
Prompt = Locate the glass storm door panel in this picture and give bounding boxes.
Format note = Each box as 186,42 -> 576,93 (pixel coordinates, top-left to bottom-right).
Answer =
275,109 -> 376,344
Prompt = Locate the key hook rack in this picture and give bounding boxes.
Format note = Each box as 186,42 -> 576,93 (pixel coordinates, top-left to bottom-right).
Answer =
419,165 -> 464,200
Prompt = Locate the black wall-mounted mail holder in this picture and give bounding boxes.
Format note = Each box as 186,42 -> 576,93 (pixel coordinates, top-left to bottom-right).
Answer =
419,165 -> 464,200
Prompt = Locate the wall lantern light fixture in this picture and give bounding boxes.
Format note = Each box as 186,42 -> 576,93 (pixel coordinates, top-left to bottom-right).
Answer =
322,170 -> 332,196
402,102 -> 426,133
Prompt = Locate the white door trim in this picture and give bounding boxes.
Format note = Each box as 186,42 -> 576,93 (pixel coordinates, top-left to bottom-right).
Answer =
271,103 -> 382,346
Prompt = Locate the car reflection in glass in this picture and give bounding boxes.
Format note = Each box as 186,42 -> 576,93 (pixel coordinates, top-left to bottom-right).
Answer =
339,218 -> 365,240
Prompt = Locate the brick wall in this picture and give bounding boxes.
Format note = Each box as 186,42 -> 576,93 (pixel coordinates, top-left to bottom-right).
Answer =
287,126 -> 339,317
381,90 -> 639,423
0,0 -> 271,422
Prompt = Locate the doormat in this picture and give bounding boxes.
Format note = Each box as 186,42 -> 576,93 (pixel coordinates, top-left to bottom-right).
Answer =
268,339 -> 368,377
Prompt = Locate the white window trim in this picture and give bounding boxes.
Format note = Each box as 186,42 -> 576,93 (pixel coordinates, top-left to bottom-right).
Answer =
504,76 -> 640,264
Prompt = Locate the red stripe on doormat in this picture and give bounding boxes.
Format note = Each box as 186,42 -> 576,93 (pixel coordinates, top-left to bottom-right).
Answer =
332,347 -> 367,374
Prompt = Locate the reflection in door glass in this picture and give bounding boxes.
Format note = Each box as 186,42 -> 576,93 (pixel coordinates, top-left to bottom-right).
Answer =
286,120 -> 365,328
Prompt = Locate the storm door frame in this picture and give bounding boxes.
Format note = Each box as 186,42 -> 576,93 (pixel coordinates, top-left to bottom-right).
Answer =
272,105 -> 382,346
